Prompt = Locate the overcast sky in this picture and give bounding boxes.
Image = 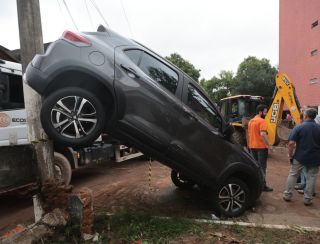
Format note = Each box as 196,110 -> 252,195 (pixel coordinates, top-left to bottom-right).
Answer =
0,0 -> 279,79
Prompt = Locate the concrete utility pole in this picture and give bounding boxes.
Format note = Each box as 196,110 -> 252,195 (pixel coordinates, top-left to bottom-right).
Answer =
16,0 -> 55,215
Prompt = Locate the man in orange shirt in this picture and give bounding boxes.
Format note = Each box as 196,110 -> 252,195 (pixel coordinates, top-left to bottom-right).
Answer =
248,104 -> 273,192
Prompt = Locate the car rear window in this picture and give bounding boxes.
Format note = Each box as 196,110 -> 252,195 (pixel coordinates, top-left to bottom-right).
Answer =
139,53 -> 179,94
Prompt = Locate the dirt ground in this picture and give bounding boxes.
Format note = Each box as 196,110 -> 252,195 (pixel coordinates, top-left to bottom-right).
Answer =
1,147 -> 320,235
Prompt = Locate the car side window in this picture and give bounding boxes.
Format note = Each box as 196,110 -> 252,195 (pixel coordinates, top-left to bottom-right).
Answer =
138,52 -> 179,94
124,49 -> 143,66
187,84 -> 221,129
0,72 -> 24,110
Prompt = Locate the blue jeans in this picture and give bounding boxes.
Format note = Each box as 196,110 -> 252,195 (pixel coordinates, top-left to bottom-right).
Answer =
298,167 -> 307,189
283,159 -> 319,200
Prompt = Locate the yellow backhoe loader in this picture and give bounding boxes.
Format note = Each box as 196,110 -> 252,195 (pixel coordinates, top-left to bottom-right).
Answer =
220,73 -> 301,146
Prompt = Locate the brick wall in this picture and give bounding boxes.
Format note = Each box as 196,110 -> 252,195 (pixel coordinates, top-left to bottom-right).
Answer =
279,0 -> 320,109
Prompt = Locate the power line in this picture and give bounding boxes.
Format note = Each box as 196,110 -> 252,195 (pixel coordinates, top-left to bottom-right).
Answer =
84,0 -> 94,30
56,0 -> 68,26
89,0 -> 110,28
62,0 -> 79,31
120,0 -> 134,38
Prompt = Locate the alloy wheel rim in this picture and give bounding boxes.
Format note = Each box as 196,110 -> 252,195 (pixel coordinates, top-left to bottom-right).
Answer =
218,183 -> 246,213
51,96 -> 97,139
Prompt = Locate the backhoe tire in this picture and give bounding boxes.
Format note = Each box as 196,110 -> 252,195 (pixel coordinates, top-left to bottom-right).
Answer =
230,130 -> 246,147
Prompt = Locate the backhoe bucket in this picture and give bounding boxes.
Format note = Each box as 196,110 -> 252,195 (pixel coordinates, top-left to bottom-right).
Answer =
277,121 -> 293,141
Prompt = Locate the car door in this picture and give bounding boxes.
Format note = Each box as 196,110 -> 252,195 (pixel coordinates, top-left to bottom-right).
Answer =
168,76 -> 236,184
113,47 -> 183,153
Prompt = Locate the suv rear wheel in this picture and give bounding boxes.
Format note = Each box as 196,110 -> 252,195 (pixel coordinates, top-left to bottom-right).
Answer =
41,87 -> 106,146
213,178 -> 250,217
171,170 -> 195,190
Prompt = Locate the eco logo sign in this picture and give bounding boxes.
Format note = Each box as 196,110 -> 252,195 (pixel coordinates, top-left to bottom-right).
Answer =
0,113 -> 11,127
270,103 -> 279,123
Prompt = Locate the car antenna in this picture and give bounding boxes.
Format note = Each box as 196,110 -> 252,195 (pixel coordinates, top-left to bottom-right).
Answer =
97,24 -> 110,35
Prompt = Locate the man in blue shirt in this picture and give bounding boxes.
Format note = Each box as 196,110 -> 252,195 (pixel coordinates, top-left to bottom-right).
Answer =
283,108 -> 320,205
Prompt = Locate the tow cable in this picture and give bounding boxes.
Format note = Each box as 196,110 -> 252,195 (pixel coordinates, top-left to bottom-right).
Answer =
148,157 -> 152,191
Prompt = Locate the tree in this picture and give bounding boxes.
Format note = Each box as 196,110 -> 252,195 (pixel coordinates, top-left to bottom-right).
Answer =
166,53 -> 201,82
235,56 -> 278,105
202,70 -> 236,104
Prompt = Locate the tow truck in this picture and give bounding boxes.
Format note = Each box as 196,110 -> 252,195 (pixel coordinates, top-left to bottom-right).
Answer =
220,73 -> 301,146
0,59 -> 142,196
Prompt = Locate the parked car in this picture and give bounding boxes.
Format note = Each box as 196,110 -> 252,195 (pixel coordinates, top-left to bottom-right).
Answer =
25,26 -> 264,217
0,59 -> 143,196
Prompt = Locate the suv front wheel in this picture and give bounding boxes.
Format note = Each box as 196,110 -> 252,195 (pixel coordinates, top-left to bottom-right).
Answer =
213,178 -> 250,217
41,87 -> 106,146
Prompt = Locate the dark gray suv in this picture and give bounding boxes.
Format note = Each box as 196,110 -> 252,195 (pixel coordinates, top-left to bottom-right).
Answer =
25,26 -> 263,217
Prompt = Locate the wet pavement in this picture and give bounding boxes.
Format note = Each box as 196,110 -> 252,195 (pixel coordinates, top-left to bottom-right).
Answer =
1,147 -> 320,235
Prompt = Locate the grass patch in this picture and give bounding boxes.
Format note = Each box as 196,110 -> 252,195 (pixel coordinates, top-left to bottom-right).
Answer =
95,212 -> 203,243
39,212 -> 320,243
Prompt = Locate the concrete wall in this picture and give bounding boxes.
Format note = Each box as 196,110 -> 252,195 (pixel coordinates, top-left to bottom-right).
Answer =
279,0 -> 320,108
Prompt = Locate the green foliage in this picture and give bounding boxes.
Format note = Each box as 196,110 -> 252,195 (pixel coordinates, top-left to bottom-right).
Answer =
201,70 -> 237,104
166,53 -> 201,82
234,56 -> 278,105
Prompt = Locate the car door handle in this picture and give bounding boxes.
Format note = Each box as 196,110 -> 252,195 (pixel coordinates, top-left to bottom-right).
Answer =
182,106 -> 198,121
170,143 -> 183,152
120,64 -> 140,78
184,111 -> 198,121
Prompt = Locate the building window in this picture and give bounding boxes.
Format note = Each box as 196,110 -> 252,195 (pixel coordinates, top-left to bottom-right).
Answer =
310,78 -> 318,84
311,20 -> 318,28
311,49 -> 318,56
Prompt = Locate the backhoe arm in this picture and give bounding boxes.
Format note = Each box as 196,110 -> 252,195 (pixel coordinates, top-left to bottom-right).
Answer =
265,73 -> 301,145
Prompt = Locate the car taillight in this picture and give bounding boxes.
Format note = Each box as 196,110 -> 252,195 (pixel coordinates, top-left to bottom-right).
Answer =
62,30 -> 92,46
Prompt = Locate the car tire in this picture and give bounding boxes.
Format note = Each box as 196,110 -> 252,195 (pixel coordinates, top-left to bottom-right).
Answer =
230,129 -> 246,147
41,87 -> 107,146
54,152 -> 72,185
213,178 -> 250,217
171,170 -> 195,190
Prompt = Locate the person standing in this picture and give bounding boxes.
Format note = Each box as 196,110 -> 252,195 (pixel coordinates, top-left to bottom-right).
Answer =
283,108 -> 320,205
248,104 -> 273,192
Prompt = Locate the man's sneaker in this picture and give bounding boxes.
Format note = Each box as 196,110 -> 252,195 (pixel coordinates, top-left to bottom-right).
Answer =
263,186 -> 273,192
294,184 -> 304,190
297,189 -> 304,194
283,195 -> 291,202
304,199 -> 313,206
297,189 -> 316,197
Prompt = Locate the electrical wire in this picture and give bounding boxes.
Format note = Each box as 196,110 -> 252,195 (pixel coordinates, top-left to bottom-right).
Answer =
62,0 -> 79,31
89,0 -> 110,28
56,0 -> 69,26
84,0 -> 94,30
120,0 -> 134,38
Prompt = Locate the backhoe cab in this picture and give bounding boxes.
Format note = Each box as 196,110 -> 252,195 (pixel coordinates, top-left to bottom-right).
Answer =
220,73 -> 301,146
220,95 -> 263,146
